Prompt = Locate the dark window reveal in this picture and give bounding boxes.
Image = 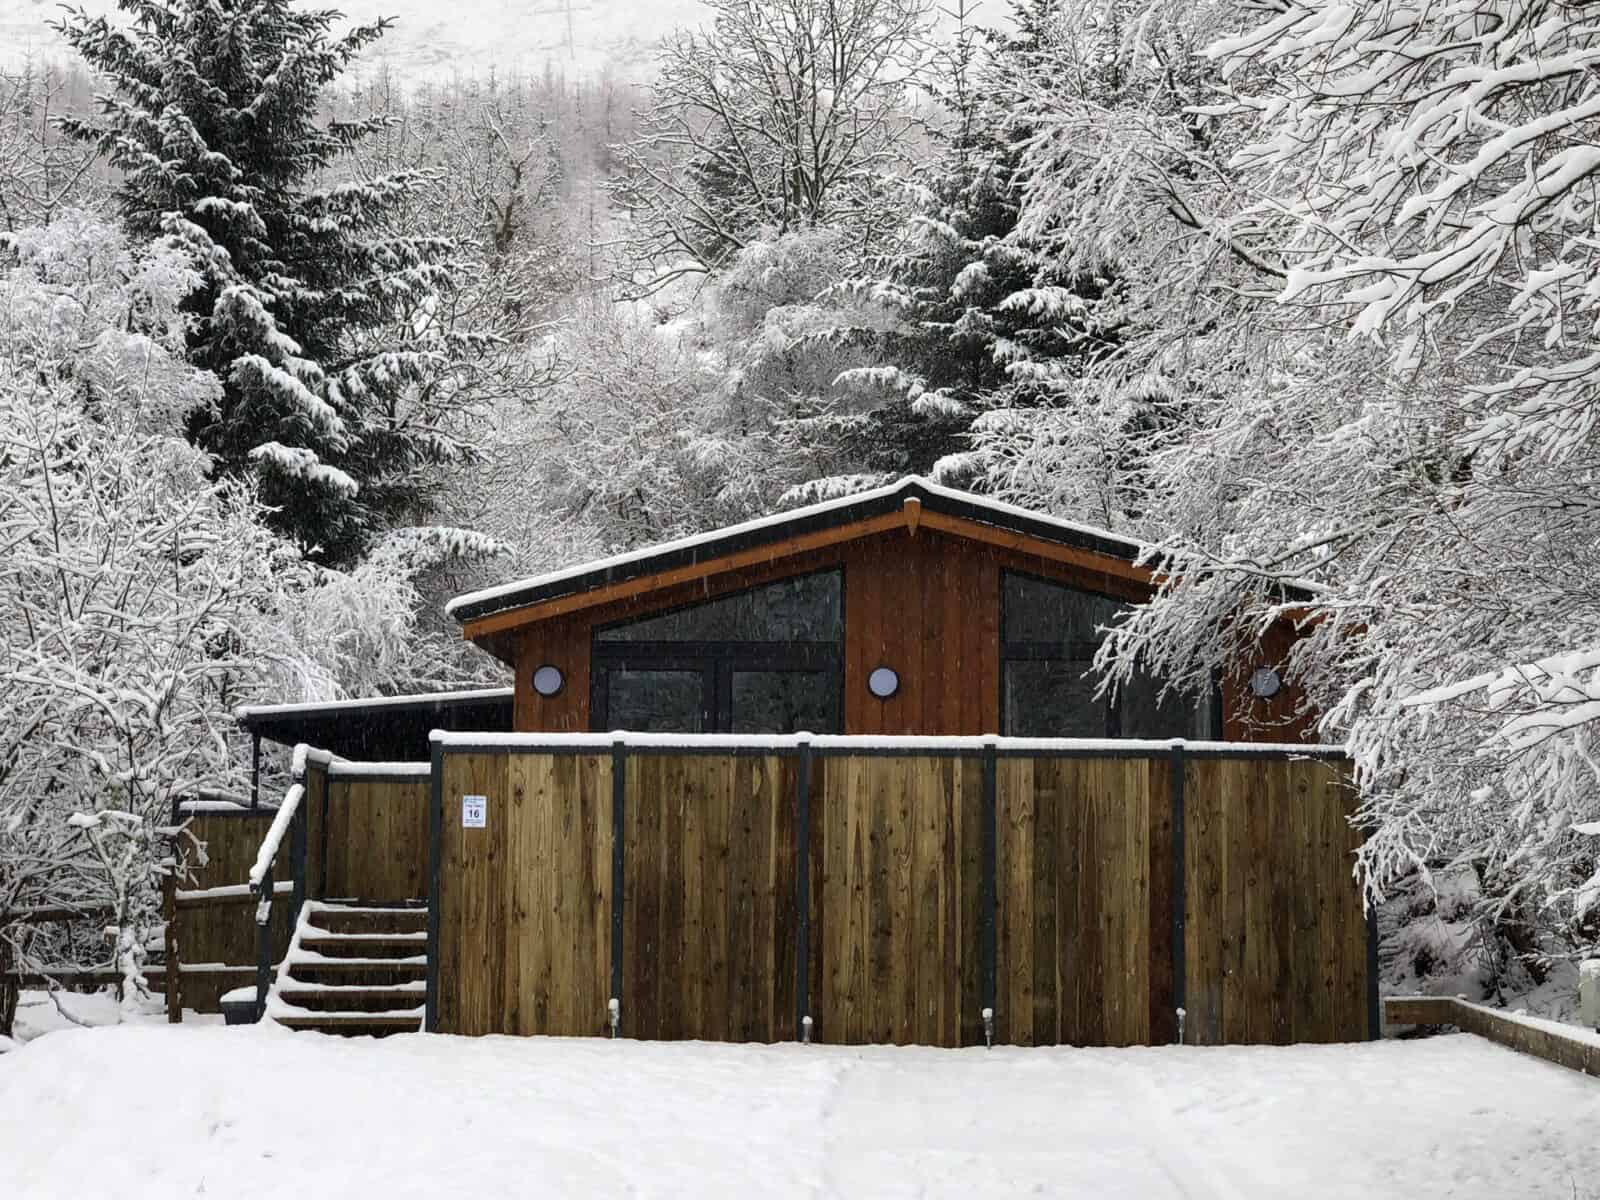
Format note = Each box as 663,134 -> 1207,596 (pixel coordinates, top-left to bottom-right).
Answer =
595,571 -> 841,642
592,571 -> 843,735
605,670 -> 706,733
1000,572 -> 1213,739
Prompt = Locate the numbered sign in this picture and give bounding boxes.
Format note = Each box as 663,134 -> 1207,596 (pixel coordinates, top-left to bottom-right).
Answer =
462,793 -> 487,829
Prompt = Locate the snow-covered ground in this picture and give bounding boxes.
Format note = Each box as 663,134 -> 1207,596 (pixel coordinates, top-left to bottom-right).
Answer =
4,1024 -> 1599,1199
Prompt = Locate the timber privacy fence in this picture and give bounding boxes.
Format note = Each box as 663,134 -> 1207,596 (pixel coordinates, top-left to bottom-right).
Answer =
427,733 -> 1377,1048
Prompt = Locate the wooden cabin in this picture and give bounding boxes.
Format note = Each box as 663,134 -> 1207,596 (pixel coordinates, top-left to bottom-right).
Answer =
187,478 -> 1367,1049
446,476 -> 1312,745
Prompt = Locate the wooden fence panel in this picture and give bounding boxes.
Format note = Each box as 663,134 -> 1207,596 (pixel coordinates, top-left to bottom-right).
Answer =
995,757 -> 1163,1048
172,810 -> 291,1010
623,753 -> 797,1042
322,775 -> 430,901
1183,756 -> 1366,1044
430,744 -> 1365,1047
813,755 -> 980,1047
436,751 -> 611,1036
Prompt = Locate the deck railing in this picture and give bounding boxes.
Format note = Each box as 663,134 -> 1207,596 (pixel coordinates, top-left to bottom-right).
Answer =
247,745 -> 321,1018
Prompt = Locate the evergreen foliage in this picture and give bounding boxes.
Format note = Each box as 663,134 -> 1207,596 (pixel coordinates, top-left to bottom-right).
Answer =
56,0 -> 476,564
817,0 -> 1123,489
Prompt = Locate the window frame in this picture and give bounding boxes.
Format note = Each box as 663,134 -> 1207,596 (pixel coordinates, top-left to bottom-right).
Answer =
998,568 -> 1219,739
589,569 -> 845,734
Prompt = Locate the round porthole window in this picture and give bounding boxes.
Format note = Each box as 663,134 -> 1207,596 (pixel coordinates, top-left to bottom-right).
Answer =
868,666 -> 900,699
1249,667 -> 1282,699
532,664 -> 565,697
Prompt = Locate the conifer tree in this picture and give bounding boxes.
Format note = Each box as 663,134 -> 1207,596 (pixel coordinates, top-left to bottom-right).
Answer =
57,0 -> 474,564
818,0 -> 1122,489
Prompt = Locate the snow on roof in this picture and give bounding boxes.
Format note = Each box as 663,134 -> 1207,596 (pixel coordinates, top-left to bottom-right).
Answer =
234,686 -> 514,722
445,475 -> 1148,623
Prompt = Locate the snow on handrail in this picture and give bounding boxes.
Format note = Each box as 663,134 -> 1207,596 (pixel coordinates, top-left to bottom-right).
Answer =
249,782 -> 302,889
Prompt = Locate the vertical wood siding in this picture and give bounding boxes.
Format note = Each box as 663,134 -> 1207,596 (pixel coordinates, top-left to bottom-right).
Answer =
175,811 -> 292,995
623,754 -> 798,1041
431,746 -> 1367,1046
320,776 -> 430,901
1182,756 -> 1366,1044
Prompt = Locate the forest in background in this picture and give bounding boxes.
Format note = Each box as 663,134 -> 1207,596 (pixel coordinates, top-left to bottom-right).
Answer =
6,0 -> 1600,1030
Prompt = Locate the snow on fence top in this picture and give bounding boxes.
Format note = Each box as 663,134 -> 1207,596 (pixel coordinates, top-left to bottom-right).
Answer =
326,761 -> 430,778
443,475 -> 1149,619
426,730 -> 1347,757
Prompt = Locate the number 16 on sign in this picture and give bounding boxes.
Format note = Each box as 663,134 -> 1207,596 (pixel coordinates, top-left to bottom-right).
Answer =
462,794 -> 487,829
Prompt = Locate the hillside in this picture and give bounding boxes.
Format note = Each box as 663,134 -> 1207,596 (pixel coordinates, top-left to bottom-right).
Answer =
0,0 -> 710,78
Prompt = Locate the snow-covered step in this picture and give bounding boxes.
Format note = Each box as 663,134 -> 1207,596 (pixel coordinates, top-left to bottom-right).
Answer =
277,983 -> 427,1013
307,902 -> 427,934
265,899 -> 430,1037
295,930 -> 427,958
273,1010 -> 424,1034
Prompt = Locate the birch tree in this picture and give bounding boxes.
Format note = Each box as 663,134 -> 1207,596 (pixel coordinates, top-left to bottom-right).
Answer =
611,0 -> 933,290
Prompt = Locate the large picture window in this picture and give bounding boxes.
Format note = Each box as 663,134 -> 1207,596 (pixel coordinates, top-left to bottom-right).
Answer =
1001,572 -> 1214,739
591,571 -> 843,734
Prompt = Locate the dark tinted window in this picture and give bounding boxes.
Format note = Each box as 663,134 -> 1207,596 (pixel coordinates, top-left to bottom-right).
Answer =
605,670 -> 704,733
596,571 -> 841,642
1002,660 -> 1110,737
1000,572 -> 1212,739
731,670 -> 837,734
1003,573 -> 1122,649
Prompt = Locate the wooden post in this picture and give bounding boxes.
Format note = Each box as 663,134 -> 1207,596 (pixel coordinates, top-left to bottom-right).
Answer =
255,863 -> 274,1021
162,865 -> 180,1023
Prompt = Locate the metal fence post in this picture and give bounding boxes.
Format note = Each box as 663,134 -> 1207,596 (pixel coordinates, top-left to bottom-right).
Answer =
981,738 -> 997,1047
250,733 -> 261,811
610,739 -> 626,1037
1169,741 -> 1187,1044
794,735 -> 812,1042
425,741 -> 443,1033
254,863 -> 273,1021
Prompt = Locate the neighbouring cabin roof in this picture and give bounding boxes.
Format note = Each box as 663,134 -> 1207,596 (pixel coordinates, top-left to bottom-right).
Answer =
235,687 -> 514,760
446,476 -> 1149,637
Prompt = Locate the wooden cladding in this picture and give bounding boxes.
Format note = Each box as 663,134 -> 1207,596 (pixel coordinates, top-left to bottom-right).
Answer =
506,527 -> 1313,743
431,744 -> 1371,1048
624,754 -> 801,1041
321,776 -> 429,901
175,810 -> 293,1006
994,757 -> 1167,1047
1182,756 -> 1366,1044
435,751 -> 613,1037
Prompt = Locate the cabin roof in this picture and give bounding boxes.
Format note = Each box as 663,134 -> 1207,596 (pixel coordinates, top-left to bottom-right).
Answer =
236,686 -> 514,759
446,476 -> 1146,632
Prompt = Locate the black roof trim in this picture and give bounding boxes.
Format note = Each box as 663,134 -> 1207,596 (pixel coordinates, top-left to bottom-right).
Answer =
449,478 -> 1144,627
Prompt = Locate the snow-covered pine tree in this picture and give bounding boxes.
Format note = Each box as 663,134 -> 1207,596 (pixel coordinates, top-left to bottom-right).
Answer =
803,0 -> 1123,494
56,0 -> 475,564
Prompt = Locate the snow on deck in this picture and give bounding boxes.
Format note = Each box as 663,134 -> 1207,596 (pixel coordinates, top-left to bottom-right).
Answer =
3,1027 -> 1599,1198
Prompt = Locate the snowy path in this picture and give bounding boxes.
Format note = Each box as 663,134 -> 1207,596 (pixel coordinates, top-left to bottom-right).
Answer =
4,1025 -> 1599,1198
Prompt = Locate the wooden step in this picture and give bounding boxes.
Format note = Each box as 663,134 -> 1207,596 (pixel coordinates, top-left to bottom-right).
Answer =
283,959 -> 427,986
277,984 -> 426,1012
308,904 -> 427,934
274,1011 -> 422,1036
297,931 -> 427,958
